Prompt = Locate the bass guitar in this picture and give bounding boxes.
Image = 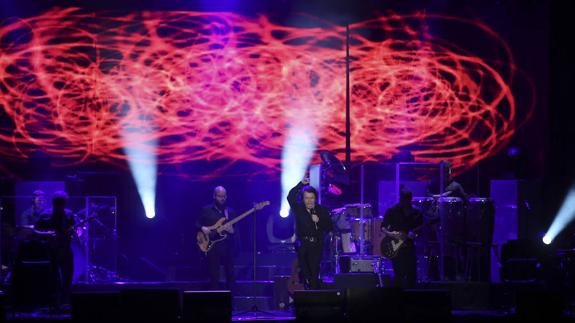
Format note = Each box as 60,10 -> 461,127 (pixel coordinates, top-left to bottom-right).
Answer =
196,201 -> 270,253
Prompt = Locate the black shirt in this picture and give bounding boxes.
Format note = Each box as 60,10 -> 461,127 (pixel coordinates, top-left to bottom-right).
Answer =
34,208 -> 76,248
197,203 -> 238,250
19,206 -> 45,227
287,182 -> 333,239
381,204 -> 423,236
196,204 -> 237,230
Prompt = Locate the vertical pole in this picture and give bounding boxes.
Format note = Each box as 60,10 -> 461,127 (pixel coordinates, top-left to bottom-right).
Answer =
253,208 -> 257,282
85,196 -> 91,283
360,164 -> 365,254
439,163 -> 445,280
395,163 -> 401,203
345,24 -> 351,166
0,199 -> 3,284
113,196 -> 118,280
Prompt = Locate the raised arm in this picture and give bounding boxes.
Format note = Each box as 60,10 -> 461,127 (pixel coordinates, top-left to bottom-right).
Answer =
287,180 -> 307,209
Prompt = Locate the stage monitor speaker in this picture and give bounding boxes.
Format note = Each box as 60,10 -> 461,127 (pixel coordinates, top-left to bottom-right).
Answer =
516,289 -> 565,321
120,289 -> 180,322
0,291 -> 5,323
499,239 -> 541,282
450,282 -> 491,310
182,290 -> 232,323
334,273 -> 379,289
71,292 -> 120,323
404,289 -> 452,322
490,179 -> 534,282
11,239 -> 56,309
346,287 -> 404,322
294,290 -> 345,323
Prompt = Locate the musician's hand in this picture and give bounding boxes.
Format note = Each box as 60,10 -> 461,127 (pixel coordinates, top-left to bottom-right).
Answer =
222,223 -> 234,234
407,231 -> 417,239
301,178 -> 310,185
433,191 -> 452,198
34,229 -> 56,237
381,227 -> 393,238
201,226 -> 210,235
311,214 -> 319,223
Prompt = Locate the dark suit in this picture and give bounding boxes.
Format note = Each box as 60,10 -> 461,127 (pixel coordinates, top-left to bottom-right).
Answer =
287,182 -> 333,289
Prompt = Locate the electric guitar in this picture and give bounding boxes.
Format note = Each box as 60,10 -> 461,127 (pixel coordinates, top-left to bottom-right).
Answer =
196,201 -> 270,253
34,213 -> 106,237
379,223 -> 425,259
287,258 -> 305,295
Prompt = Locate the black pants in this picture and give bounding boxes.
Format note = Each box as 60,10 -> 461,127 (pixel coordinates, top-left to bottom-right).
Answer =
52,247 -> 74,305
297,239 -> 323,290
391,245 -> 417,288
206,241 -> 235,291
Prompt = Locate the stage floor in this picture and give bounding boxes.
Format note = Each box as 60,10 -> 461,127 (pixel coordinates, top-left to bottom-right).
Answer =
3,281 -> 575,322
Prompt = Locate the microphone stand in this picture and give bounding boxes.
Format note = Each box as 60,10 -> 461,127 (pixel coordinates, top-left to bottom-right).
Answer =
235,203 -> 279,319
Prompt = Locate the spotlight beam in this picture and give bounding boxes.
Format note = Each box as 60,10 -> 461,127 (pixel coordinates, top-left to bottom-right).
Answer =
543,185 -> 575,244
280,123 -> 316,218
122,126 -> 158,219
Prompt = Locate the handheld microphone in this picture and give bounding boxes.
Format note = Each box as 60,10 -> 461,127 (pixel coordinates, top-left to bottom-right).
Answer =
312,208 -> 318,230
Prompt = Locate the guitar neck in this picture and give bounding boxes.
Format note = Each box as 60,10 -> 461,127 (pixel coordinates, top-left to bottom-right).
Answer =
224,208 -> 256,226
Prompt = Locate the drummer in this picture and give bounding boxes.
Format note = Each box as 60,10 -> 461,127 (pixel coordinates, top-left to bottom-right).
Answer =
18,190 -> 47,228
427,161 -> 468,199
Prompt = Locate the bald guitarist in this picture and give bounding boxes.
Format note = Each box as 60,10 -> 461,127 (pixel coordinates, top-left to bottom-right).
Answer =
196,186 -> 238,290
380,189 -> 422,288
196,186 -> 270,291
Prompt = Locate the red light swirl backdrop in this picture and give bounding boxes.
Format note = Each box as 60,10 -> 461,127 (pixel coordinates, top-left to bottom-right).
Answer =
0,8 -> 523,176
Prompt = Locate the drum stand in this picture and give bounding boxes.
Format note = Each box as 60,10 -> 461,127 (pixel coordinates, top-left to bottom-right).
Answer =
78,198 -> 119,284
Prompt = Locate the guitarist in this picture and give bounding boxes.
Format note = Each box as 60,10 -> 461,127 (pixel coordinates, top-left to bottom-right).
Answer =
196,186 -> 237,290
288,178 -> 333,290
33,191 -> 77,307
381,189 -> 422,288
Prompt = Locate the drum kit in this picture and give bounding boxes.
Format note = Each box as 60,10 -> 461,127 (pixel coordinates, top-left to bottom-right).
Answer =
330,203 -> 379,255
5,202 -> 117,284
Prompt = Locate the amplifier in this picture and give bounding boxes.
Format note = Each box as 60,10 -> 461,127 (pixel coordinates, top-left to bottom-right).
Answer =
339,255 -> 377,273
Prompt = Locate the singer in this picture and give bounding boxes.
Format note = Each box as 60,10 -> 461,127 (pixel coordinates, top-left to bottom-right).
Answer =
287,178 -> 333,289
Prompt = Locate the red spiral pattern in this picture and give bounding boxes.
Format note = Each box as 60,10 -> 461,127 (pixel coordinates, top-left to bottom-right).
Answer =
0,8 -> 520,176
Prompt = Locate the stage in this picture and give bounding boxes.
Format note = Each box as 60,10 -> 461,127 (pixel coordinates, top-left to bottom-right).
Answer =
1,0 -> 575,321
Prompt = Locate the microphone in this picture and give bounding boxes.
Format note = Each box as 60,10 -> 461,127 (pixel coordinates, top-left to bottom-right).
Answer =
311,208 -> 318,230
